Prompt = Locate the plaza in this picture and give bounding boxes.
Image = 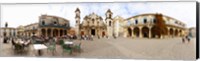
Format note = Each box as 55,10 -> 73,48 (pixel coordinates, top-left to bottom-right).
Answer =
0,37 -> 196,60
0,3 -> 196,60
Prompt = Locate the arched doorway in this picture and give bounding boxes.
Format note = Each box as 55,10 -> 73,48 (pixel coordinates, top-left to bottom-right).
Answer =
102,31 -> 105,37
64,30 -> 67,35
91,29 -> 95,36
133,27 -> 140,37
151,26 -> 158,38
175,29 -> 178,36
53,29 -> 58,37
81,31 -> 84,36
60,30 -> 63,36
41,29 -> 46,36
169,28 -> 174,36
142,26 -> 149,38
47,29 -> 51,37
127,27 -> 132,37
3,32 -> 6,36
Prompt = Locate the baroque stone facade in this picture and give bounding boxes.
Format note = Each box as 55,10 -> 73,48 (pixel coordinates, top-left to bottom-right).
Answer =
75,8 -> 115,38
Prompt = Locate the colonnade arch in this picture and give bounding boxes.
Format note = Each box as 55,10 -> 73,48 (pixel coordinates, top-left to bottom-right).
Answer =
40,28 -> 67,37
142,26 -> 149,38
133,27 -> 140,37
127,25 -> 184,38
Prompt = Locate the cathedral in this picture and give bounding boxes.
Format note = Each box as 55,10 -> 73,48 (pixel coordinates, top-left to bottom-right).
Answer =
74,8 -> 115,38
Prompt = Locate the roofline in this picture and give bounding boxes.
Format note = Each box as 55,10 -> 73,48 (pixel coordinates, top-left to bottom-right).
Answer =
126,13 -> 186,25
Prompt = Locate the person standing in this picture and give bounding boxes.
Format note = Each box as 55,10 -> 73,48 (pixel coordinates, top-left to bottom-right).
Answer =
182,36 -> 185,43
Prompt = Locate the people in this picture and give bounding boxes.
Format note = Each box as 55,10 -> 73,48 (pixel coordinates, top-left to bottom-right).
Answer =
182,35 -> 191,44
182,36 -> 185,43
186,35 -> 191,43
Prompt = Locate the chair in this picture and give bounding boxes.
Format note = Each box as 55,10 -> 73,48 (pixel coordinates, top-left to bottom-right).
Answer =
60,40 -> 73,55
47,42 -> 56,55
59,40 -> 65,45
62,44 -> 73,55
11,39 -> 16,49
74,43 -> 82,53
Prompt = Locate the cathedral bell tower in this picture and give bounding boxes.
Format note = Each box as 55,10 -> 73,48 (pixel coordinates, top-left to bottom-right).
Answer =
75,8 -> 81,36
105,9 -> 113,38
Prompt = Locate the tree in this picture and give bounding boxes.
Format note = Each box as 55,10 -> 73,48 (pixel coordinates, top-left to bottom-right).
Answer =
154,14 -> 168,38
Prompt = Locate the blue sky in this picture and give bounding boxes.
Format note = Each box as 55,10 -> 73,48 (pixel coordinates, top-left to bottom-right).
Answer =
1,2 -> 196,28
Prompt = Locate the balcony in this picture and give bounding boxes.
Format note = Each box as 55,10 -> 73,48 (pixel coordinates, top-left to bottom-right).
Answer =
39,24 -> 70,29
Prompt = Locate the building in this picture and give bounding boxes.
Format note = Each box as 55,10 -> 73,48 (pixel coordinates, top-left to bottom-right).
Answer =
0,27 -> 17,37
75,8 -> 115,38
0,22 -> 18,37
8,15 -> 71,37
124,13 -> 187,38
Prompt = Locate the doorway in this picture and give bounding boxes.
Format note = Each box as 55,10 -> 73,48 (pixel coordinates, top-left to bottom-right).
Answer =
91,29 -> 95,36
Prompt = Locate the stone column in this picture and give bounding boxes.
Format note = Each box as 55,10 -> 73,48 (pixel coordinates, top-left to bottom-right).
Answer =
149,27 -> 151,38
37,29 -> 41,37
51,28 -> 53,37
131,27 -> 134,38
45,28 -> 48,37
167,27 -> 170,37
139,26 -> 142,38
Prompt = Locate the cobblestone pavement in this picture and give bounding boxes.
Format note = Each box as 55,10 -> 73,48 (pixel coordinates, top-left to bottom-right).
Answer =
0,37 -> 196,60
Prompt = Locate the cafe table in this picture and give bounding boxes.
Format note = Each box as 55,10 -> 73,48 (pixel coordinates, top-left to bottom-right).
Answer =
33,44 -> 47,56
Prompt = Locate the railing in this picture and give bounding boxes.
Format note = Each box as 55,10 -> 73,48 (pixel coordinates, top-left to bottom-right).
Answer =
39,24 -> 70,29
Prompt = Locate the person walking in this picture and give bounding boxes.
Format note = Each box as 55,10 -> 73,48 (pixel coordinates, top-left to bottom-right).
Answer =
186,35 -> 191,43
182,36 -> 185,43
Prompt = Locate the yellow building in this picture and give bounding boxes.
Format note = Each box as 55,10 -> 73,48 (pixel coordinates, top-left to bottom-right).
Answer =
16,15 -> 70,37
124,13 -> 187,38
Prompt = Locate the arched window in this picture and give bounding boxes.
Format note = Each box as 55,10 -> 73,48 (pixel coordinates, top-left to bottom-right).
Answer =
42,21 -> 45,25
143,18 -> 147,23
109,21 -> 111,26
92,19 -> 95,23
153,18 -> 156,23
109,14 -> 111,18
135,19 -> 138,24
54,21 -> 57,24
33,27 -> 35,29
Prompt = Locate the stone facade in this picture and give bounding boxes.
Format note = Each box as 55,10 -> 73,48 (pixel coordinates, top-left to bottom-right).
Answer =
75,8 -> 115,38
8,15 -> 71,37
124,13 -> 187,38
0,27 -> 17,37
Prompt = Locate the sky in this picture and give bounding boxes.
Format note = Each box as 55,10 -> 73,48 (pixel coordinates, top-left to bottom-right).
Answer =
1,2 -> 196,28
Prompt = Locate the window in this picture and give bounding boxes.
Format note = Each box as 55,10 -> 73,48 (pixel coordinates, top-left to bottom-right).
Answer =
153,18 -> 156,23
92,19 -> 95,23
109,14 -> 111,18
33,27 -> 35,29
97,21 -> 99,25
109,21 -> 111,26
143,18 -> 147,23
54,21 -> 57,24
87,21 -> 89,24
135,20 -> 138,24
42,21 -> 45,25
